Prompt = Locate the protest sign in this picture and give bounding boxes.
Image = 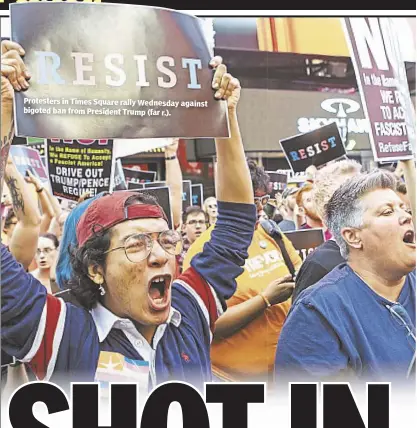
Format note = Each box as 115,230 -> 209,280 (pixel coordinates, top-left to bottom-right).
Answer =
130,186 -> 173,230
46,139 -> 114,201
266,171 -> 288,197
114,138 -> 173,158
123,168 -> 156,185
144,181 -> 166,189
113,159 -> 127,191
191,184 -> 204,207
127,182 -> 145,190
283,228 -> 325,261
279,123 -> 346,173
11,2 -> 229,140
8,145 -> 48,184
342,18 -> 415,162
182,180 -> 192,212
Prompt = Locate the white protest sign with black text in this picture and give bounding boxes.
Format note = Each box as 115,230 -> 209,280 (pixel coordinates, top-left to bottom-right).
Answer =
279,123 -> 346,174
11,2 -> 229,140
46,139 -> 114,201
342,17 -> 415,162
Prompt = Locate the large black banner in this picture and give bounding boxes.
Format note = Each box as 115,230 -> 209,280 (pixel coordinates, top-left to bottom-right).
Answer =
279,123 -> 346,173
10,2 -> 229,139
46,139 -> 114,201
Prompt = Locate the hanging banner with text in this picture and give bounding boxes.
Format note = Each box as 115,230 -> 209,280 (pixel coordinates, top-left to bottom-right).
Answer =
10,2 -> 229,140
279,123 -> 346,173
191,184 -> 204,207
266,172 -> 288,198
283,228 -> 325,262
8,145 -> 49,185
113,159 -> 127,191
342,17 -> 415,162
123,168 -> 156,186
182,180 -> 192,212
46,139 -> 114,201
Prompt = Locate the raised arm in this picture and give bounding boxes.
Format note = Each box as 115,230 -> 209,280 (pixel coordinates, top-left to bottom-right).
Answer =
176,59 -> 256,327
25,170 -> 55,234
212,58 -> 253,204
1,41 -> 29,197
5,159 -> 41,269
164,138 -> 183,229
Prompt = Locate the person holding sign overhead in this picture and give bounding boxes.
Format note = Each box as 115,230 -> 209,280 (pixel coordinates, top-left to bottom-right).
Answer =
0,41 -> 257,391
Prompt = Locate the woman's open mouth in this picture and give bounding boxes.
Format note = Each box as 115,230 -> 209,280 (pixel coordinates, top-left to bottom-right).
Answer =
147,274 -> 172,311
403,230 -> 416,248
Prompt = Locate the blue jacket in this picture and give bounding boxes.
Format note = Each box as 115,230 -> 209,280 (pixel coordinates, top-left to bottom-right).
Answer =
275,263 -> 416,383
1,201 -> 256,391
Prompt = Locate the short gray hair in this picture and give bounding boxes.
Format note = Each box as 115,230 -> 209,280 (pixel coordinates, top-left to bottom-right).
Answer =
325,169 -> 397,259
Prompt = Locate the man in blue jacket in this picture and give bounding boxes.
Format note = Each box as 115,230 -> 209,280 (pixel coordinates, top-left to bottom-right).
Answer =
275,170 -> 416,384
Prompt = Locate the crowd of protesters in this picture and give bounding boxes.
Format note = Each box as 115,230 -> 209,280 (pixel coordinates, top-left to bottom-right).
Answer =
0,38 -> 415,399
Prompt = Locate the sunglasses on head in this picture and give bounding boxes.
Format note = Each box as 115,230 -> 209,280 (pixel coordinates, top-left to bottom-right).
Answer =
254,195 -> 270,206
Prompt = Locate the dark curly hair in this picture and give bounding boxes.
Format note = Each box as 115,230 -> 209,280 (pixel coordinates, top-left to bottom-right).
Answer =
69,192 -> 161,309
247,159 -> 270,194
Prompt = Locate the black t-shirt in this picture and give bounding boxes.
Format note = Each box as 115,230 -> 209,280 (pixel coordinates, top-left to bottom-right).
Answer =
293,239 -> 345,303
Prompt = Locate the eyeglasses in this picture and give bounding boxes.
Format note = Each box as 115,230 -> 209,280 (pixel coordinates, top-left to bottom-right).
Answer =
386,303 -> 416,378
36,247 -> 56,255
186,220 -> 206,226
104,230 -> 183,263
254,195 -> 270,206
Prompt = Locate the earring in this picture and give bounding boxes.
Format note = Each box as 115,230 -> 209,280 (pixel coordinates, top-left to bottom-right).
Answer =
98,282 -> 106,296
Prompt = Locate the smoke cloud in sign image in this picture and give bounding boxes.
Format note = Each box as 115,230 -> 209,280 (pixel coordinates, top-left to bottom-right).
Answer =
10,2 -> 229,140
